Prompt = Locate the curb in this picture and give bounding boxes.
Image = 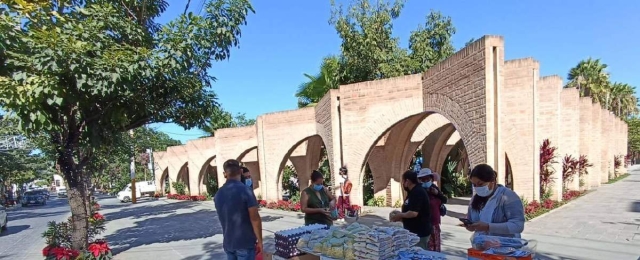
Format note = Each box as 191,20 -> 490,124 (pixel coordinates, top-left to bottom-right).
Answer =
527,190 -> 595,223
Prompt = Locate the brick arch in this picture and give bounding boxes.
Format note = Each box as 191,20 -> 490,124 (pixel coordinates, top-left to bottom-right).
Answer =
176,163 -> 190,194
237,147 -> 257,161
159,168 -> 169,195
276,135 -> 325,198
197,156 -> 216,195
505,153 -> 513,190
352,96 -> 479,206
423,93 -> 484,168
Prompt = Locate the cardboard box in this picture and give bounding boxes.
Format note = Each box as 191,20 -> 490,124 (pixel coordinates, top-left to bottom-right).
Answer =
467,248 -> 532,260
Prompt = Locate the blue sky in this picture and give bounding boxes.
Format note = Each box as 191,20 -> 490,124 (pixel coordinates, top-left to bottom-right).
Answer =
150,0 -> 640,144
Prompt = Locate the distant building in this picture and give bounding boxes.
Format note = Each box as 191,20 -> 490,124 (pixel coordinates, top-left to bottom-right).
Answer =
52,174 -> 65,191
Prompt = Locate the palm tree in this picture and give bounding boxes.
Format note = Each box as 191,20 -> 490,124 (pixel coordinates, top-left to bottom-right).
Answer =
566,58 -> 610,105
609,82 -> 639,118
295,56 -> 342,108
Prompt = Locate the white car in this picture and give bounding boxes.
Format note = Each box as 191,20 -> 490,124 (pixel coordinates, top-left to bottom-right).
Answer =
57,188 -> 67,198
0,205 -> 7,232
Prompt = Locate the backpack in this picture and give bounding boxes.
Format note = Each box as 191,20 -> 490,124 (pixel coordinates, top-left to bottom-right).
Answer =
439,204 -> 447,217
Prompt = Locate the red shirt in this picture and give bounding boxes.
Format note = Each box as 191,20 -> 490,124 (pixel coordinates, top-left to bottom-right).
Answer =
425,187 -> 442,225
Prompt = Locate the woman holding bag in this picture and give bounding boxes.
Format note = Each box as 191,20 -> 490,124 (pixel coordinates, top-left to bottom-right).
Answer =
300,170 -> 336,226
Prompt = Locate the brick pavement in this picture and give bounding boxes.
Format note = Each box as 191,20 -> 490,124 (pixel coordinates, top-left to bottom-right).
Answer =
525,165 -> 640,245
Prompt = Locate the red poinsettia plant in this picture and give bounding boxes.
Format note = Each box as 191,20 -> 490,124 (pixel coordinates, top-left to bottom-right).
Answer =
84,240 -> 113,260
43,246 -> 80,260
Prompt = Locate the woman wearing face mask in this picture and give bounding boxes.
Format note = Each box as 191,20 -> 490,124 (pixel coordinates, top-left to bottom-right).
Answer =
466,164 -> 525,238
300,170 -> 336,226
417,168 -> 447,252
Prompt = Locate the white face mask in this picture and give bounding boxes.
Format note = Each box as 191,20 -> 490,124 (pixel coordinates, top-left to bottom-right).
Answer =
474,184 -> 493,197
341,174 -> 347,180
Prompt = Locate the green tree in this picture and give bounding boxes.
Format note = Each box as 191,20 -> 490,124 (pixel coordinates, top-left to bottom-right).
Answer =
0,0 -> 253,249
406,10 -> 456,74
297,0 -> 456,107
295,56 -> 341,108
627,117 -> 640,160
0,116 -> 52,187
565,58 -> 611,104
202,106 -> 256,136
565,58 -> 638,118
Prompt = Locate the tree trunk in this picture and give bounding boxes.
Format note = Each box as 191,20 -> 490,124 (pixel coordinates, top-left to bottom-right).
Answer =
59,155 -> 90,250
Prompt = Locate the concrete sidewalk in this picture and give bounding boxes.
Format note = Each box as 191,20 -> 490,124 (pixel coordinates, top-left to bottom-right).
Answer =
101,196 -> 640,260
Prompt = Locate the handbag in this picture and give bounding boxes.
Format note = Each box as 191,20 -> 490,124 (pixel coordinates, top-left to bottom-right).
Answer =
439,204 -> 447,217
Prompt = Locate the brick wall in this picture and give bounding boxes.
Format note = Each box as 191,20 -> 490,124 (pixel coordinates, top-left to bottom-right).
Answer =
590,104 -> 602,187
149,34 -> 631,208
536,76 -> 562,201
257,108 -> 321,201
578,98 -> 593,189
340,74 -> 423,206
421,37 -> 505,184
560,88 -> 580,191
600,108 -> 612,183
502,58 -> 538,200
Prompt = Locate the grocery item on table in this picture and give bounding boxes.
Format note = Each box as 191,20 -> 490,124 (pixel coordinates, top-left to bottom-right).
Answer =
470,235 -> 535,258
389,210 -> 401,222
294,222 -> 424,260
396,247 -> 448,260
274,224 -> 328,258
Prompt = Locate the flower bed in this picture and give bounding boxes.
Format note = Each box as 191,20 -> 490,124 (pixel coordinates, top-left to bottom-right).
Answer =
166,194 -> 207,201
257,199 -> 362,217
523,190 -> 585,220
42,201 -> 113,260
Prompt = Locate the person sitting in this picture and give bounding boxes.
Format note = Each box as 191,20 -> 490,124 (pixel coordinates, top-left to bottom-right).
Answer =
465,164 -> 525,238
300,170 -> 336,226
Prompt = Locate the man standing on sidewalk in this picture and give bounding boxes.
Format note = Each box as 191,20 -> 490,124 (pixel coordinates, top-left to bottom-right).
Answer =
214,159 -> 263,260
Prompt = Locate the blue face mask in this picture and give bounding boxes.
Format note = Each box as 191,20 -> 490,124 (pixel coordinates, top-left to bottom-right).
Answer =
421,181 -> 433,188
245,179 -> 253,187
313,184 -> 324,191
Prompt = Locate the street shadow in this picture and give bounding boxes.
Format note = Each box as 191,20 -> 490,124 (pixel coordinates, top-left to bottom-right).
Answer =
261,215 -> 283,222
629,201 -> 640,213
181,241 -> 226,260
535,252 -> 580,260
8,210 -> 68,221
103,201 -> 199,221
106,209 -> 222,255
1,224 -> 30,236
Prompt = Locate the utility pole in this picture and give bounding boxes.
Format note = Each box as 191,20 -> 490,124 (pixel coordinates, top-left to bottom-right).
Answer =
146,148 -> 154,182
129,129 -> 137,204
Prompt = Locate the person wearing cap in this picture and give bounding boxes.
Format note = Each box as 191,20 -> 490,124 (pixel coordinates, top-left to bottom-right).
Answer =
417,168 -> 447,252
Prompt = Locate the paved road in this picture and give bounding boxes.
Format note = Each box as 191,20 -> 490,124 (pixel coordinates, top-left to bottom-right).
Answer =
0,196 -> 70,260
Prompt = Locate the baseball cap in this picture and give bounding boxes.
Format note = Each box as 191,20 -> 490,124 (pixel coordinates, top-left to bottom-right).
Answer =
417,168 -> 433,178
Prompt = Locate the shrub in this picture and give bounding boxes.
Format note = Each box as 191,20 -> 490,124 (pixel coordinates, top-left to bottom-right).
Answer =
365,196 -> 386,207
624,154 -> 631,167
171,182 -> 187,195
562,155 -> 579,189
539,139 -> 557,199
521,190 -> 584,220
614,155 -> 623,177
42,203 -> 112,260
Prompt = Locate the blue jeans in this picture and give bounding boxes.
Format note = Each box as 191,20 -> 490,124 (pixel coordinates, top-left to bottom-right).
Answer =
224,248 -> 256,260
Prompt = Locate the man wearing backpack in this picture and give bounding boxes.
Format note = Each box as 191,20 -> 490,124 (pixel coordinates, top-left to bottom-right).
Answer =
417,168 -> 448,252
